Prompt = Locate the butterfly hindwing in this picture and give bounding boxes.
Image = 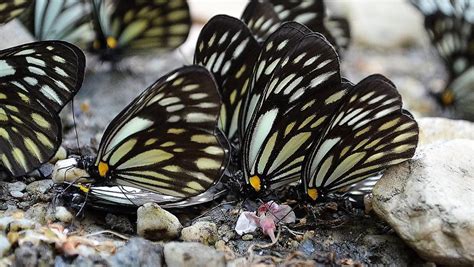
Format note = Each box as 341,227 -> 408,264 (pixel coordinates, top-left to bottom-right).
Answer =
194,15 -> 260,142
93,66 -> 229,199
0,0 -> 31,24
302,75 -> 419,199
91,0 -> 191,58
0,41 -> 85,176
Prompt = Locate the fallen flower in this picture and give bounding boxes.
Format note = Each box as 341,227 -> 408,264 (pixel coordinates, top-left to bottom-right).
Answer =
235,201 -> 296,242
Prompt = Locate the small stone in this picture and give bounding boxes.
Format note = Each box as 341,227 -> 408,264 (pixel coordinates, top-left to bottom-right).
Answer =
108,238 -> 164,267
8,181 -> 26,192
180,221 -> 218,245
164,242 -> 225,267
0,236 -> 10,257
137,203 -> 182,241
10,191 -> 24,198
26,180 -> 53,195
241,234 -> 253,241
25,203 -> 48,225
54,206 -> 74,223
373,140 -> 474,265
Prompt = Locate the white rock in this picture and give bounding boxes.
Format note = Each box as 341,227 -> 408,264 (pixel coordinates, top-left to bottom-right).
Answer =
164,242 -> 225,267
52,158 -> 90,184
0,236 -> 10,257
373,140 -> 474,265
137,203 -> 182,241
418,117 -> 474,146
49,146 -> 67,163
181,221 -> 218,245
10,191 -> 24,198
8,181 -> 26,192
54,206 -> 74,223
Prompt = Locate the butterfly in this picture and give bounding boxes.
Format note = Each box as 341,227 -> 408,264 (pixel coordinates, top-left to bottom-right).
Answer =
0,0 -> 32,24
20,0 -> 192,61
196,15 -> 418,201
241,0 -> 351,52
0,40 -> 85,177
411,0 -> 474,120
53,66 -> 230,207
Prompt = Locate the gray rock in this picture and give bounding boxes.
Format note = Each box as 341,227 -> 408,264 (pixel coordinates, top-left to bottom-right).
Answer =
136,203 -> 182,241
107,238 -> 164,267
418,117 -> 474,146
14,242 -> 54,267
10,190 -> 24,198
163,242 -> 225,267
8,181 -> 26,192
55,206 -> 74,223
373,140 -> 474,265
105,213 -> 134,234
181,221 -> 218,245
0,236 -> 10,257
25,203 -> 48,225
26,180 -> 53,195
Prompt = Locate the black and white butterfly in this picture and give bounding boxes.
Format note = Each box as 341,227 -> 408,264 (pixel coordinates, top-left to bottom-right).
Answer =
0,0 -> 32,24
0,41 -> 85,177
411,0 -> 474,120
241,0 -> 351,52
20,0 -> 192,61
195,15 -> 418,202
53,66 -> 231,207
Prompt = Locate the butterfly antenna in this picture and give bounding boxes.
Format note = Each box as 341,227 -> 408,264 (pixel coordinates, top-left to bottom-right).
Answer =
71,99 -> 82,155
118,185 -> 139,207
76,184 -> 91,217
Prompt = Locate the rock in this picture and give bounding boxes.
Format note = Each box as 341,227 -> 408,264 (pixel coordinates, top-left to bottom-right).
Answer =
108,238 -> 164,267
136,203 -> 182,241
26,180 -> 53,195
0,236 -> 10,257
163,242 -> 225,267
373,140 -> 474,265
10,191 -> 24,198
339,0 -> 426,48
14,242 -> 54,267
54,207 -> 74,223
418,117 -> 474,146
181,221 -> 218,245
8,181 -> 26,192
50,146 -> 67,164
25,203 -> 49,225
241,234 -> 253,241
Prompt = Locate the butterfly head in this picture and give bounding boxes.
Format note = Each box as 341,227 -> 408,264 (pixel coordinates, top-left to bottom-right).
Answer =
90,36 -> 121,61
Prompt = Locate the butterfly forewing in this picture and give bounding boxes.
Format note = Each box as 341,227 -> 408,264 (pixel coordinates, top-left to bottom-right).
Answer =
302,75 -> 419,197
94,66 -> 229,198
0,41 -> 85,176
0,0 -> 31,24
91,0 -> 191,56
194,15 -> 260,142
242,24 -> 348,191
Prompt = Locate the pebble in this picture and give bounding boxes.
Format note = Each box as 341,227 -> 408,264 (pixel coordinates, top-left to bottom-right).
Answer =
107,238 -> 164,267
373,140 -> 474,265
10,191 -> 24,198
50,146 -> 67,163
8,182 -> 26,192
136,203 -> 182,241
25,203 -> 49,225
163,242 -> 225,267
26,180 -> 53,195
241,234 -> 253,241
54,206 -> 74,223
180,221 -> 218,245
105,214 -> 134,234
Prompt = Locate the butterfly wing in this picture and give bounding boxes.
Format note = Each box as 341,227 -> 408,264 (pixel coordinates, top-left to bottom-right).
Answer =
20,0 -> 93,46
93,66 -> 229,199
324,16 -> 351,51
0,0 -> 31,24
194,15 -> 260,142
241,22 -> 348,192
241,0 -> 282,41
91,0 -> 191,57
302,75 -> 419,200
0,41 -> 85,176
